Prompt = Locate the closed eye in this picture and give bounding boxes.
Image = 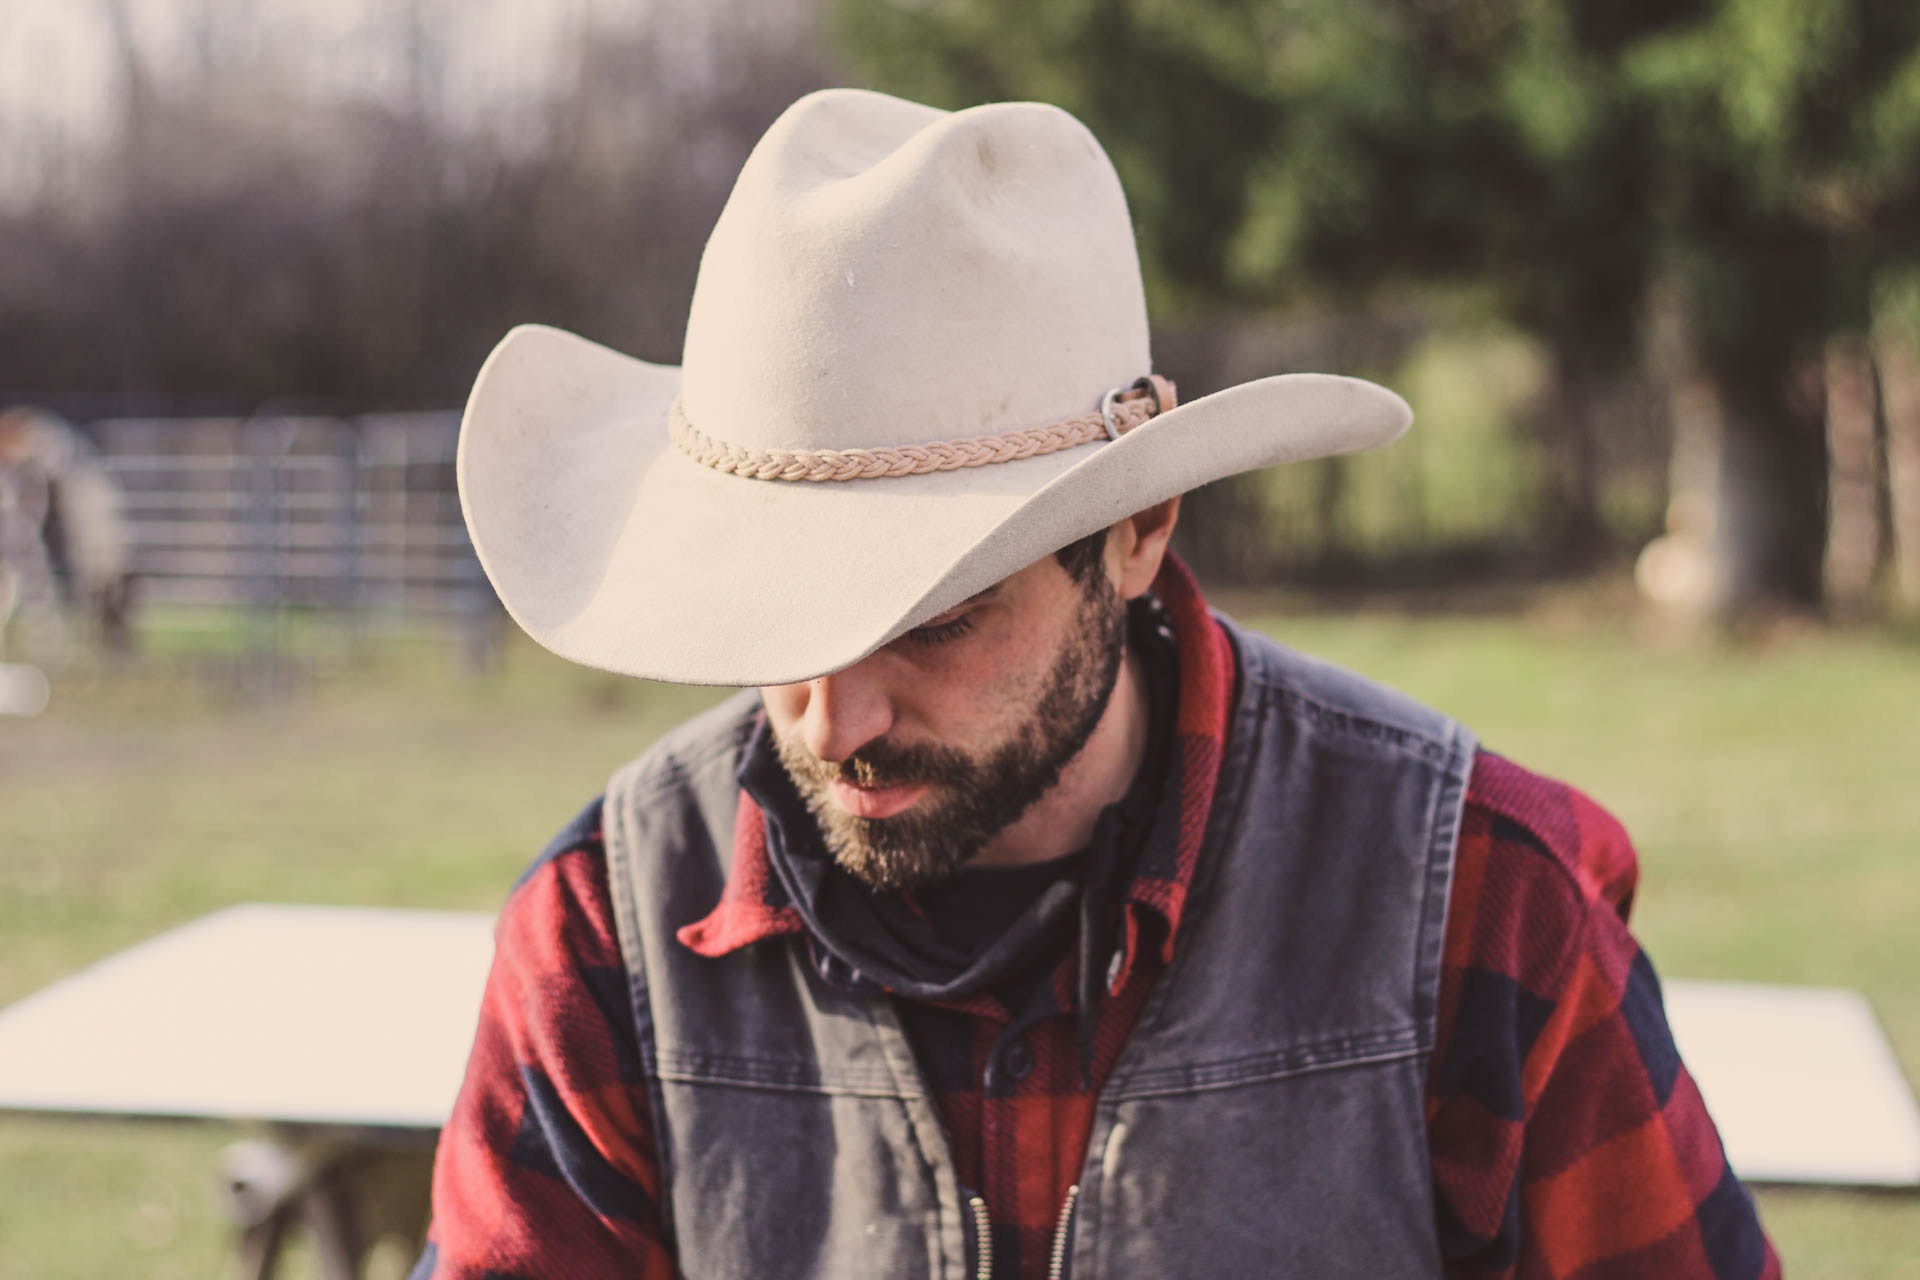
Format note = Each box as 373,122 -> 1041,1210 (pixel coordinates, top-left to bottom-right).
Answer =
899,584 -> 1000,647
903,613 -> 976,645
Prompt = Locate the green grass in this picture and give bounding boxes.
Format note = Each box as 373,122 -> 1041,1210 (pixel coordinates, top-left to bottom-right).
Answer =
3,597 -> 1919,1275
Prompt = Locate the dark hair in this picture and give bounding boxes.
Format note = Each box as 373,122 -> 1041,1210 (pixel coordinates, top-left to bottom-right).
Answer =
1053,525 -> 1110,588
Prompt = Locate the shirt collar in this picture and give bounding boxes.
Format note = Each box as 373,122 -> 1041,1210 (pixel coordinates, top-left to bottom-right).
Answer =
676,552 -> 1237,973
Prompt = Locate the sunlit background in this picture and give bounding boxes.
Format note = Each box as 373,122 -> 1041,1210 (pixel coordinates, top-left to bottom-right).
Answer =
2,1 -> 1918,1276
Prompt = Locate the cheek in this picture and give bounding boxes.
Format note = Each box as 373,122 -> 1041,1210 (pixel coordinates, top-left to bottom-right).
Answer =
901,637 -> 1053,738
758,684 -> 807,736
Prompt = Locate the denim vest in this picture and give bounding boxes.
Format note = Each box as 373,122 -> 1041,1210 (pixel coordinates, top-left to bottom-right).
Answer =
602,617 -> 1476,1278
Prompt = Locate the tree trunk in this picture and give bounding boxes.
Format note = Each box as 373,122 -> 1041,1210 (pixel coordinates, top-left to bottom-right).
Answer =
1821,335 -> 1882,617
1534,352 -> 1609,567
1647,358 -> 1730,616
1645,280 -> 1827,619
1709,353 -> 1828,611
1872,316 -> 1920,614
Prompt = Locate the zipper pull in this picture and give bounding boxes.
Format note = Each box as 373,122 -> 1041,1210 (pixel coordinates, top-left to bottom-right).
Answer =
1047,1185 -> 1080,1280
967,1193 -> 994,1280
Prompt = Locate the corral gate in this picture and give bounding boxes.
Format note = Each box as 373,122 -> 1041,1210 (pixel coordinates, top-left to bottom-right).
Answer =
91,411 -> 498,642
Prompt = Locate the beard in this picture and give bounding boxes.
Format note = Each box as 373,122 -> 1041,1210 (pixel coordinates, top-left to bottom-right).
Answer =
774,575 -> 1128,891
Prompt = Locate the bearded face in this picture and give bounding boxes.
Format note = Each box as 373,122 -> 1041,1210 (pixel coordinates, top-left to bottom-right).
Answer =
774,568 -> 1127,891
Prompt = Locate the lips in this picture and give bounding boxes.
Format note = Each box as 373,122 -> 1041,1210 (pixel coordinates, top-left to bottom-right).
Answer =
828,778 -> 931,820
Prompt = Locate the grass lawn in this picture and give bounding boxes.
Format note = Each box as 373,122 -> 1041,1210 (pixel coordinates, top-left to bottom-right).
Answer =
2,593 -> 1917,1276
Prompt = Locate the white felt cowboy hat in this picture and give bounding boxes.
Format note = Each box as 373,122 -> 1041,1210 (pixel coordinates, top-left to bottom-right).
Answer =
458,88 -> 1410,687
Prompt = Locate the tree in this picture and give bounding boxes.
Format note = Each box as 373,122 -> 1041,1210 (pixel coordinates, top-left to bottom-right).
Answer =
1874,271 -> 1920,613
837,0 -> 1676,572
836,0 -> 1920,611
1624,0 -> 1920,615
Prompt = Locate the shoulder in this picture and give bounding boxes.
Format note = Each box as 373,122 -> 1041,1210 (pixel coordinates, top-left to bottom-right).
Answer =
498,795 -> 622,966
591,692 -> 767,943
511,795 -> 609,892
1432,758 -> 1772,1275
1460,750 -> 1640,922
1437,749 -> 1644,1042
498,688 -> 760,941
1430,751 -> 1644,1124
1217,613 -> 1467,756
608,688 -> 762,807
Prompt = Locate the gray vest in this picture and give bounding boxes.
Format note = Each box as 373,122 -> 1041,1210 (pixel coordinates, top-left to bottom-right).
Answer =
603,618 -> 1476,1278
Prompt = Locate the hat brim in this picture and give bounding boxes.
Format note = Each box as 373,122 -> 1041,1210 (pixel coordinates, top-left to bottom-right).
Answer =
459,324 -> 1409,686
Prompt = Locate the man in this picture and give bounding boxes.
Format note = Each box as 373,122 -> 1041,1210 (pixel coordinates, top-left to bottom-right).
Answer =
415,89 -> 1778,1278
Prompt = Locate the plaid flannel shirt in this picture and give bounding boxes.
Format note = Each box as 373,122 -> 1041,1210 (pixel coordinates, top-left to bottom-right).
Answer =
413,562 -> 1780,1279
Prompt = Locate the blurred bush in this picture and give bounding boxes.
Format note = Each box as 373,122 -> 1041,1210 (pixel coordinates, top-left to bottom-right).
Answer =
837,0 -> 1920,613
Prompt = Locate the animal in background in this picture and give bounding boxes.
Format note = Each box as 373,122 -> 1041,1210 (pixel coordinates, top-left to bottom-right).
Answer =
0,407 -> 134,656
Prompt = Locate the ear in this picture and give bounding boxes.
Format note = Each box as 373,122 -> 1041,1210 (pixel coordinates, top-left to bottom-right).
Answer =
1108,496 -> 1182,600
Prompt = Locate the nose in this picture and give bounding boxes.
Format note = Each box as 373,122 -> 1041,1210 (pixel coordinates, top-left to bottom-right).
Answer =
794,661 -> 896,764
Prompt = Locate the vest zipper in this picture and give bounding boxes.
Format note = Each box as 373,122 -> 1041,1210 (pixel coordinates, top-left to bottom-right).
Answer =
967,1194 -> 994,1280
1047,1184 -> 1080,1280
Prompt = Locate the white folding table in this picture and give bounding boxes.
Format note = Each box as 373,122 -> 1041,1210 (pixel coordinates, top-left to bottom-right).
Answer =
0,904 -> 496,1279
1665,979 -> 1920,1188
1,903 -> 1916,1277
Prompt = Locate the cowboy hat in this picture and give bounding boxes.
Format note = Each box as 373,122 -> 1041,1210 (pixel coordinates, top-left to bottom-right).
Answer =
458,88 -> 1409,686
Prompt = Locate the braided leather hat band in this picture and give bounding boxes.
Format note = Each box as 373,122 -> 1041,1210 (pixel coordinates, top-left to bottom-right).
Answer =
670,374 -> 1178,482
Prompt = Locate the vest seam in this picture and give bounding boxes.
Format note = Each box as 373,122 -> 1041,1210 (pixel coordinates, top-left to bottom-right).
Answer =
653,1051 -> 914,1096
651,1020 -> 1422,1095
1411,724 -> 1476,1061
1246,673 -> 1455,761
1104,1029 -> 1425,1100
1216,614 -> 1458,760
653,1071 -> 920,1099
604,754 -> 681,1257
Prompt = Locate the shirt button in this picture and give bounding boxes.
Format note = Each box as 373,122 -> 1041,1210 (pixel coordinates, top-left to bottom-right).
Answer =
1002,1038 -> 1035,1081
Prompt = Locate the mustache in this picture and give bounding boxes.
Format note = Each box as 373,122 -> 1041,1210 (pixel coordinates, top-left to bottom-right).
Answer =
775,731 -> 973,793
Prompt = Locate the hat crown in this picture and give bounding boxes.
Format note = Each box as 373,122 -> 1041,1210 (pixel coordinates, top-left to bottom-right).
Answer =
680,90 -> 1151,451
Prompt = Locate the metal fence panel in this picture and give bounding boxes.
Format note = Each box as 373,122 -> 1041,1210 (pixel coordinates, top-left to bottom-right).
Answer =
91,412 -> 496,623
